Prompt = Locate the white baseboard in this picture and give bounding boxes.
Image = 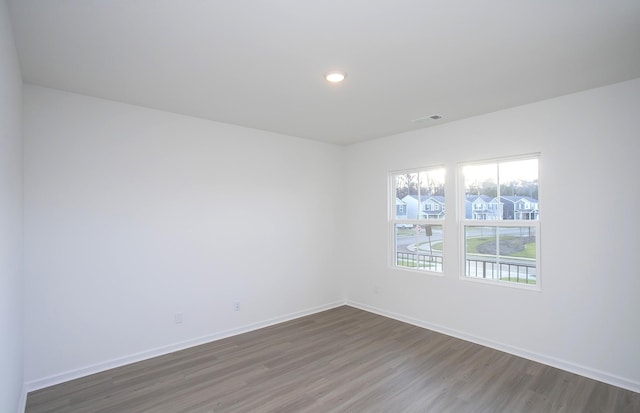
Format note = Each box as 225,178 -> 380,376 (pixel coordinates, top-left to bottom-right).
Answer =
23,300 -> 346,394
22,298 -> 639,408
346,300 -> 640,394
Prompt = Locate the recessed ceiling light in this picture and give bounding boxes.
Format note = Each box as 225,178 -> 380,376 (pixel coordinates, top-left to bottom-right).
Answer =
325,71 -> 346,83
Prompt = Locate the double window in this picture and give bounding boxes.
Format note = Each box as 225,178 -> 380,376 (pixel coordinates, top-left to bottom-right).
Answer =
389,155 -> 540,288
390,168 -> 445,273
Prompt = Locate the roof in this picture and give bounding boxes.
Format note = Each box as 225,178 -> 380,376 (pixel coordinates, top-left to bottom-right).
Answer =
403,194 -> 445,203
497,196 -> 539,203
466,195 -> 493,203
426,195 -> 445,203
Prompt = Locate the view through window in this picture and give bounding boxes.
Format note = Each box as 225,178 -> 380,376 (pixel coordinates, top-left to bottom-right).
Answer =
461,156 -> 539,287
390,168 -> 445,273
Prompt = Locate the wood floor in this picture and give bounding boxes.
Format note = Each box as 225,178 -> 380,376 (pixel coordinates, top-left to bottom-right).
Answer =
26,306 -> 640,413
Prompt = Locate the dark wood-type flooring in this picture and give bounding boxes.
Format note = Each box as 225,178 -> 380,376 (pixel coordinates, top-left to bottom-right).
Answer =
26,306 -> 640,412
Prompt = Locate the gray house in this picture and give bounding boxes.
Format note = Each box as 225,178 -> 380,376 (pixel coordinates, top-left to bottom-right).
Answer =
395,197 -> 408,219
464,195 -> 538,220
492,196 -> 539,220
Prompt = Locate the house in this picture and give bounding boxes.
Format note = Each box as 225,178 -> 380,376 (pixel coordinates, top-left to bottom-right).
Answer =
401,194 -> 445,219
422,195 -> 446,219
395,197 -> 408,219
400,194 -> 417,219
465,195 -> 498,220
493,196 -> 539,220
401,194 -> 426,219
2,1 -> 639,412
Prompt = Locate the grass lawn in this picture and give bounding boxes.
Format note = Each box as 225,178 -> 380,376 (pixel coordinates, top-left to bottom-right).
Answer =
396,228 -> 415,237
506,241 -> 536,258
465,237 -> 493,253
416,236 -> 535,259
500,277 -> 536,285
424,241 -> 443,251
465,236 -> 536,259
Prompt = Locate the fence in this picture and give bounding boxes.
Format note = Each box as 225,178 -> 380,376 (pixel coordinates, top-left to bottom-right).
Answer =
396,252 -> 443,272
466,258 -> 536,284
395,252 -> 536,284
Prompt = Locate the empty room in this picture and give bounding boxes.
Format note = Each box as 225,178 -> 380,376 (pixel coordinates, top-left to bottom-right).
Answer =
2,1 -> 640,412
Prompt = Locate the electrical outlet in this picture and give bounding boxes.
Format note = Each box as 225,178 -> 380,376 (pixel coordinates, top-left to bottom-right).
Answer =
233,301 -> 240,311
174,312 -> 183,324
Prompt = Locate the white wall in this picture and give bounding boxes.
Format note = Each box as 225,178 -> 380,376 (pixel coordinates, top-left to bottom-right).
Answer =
344,79 -> 640,391
0,0 -> 24,411
20,75 -> 640,395
23,85 -> 344,385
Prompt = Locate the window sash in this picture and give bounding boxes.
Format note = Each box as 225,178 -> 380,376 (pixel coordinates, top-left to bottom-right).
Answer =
390,167 -> 445,274
391,221 -> 444,273
461,221 -> 539,288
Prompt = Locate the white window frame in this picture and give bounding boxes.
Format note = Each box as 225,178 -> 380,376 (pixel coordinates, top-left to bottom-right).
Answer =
458,154 -> 541,290
389,166 -> 446,275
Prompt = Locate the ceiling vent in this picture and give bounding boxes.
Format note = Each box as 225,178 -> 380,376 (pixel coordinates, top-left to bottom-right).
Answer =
412,114 -> 443,123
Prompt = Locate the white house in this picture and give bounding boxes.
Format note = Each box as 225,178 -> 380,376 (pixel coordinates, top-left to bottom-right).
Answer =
401,195 -> 445,220
422,195 -> 445,219
400,195 -> 424,219
465,195 -> 498,220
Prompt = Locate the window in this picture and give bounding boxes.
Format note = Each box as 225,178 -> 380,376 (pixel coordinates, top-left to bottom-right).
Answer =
460,156 -> 539,287
390,168 -> 445,272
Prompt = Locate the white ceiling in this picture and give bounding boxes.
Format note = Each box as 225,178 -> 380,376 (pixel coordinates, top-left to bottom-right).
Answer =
8,1 -> 640,145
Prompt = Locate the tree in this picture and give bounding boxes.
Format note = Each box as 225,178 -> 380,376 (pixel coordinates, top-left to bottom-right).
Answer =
396,173 -> 418,199
420,173 -> 444,196
500,179 -> 538,199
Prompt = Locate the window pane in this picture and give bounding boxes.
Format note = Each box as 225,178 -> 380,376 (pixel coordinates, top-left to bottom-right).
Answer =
498,159 -> 539,221
395,173 -> 419,219
395,224 -> 443,272
465,226 -> 498,279
464,225 -> 536,285
394,169 -> 445,220
464,164 -> 497,220
418,169 -> 445,219
498,226 -> 536,284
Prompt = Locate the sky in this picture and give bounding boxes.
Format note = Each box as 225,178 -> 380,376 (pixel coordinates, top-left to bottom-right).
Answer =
463,158 -> 538,186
